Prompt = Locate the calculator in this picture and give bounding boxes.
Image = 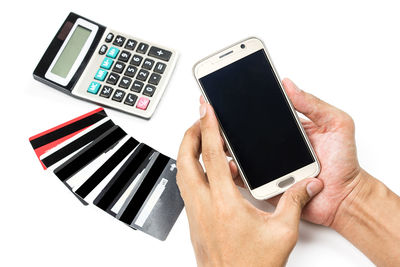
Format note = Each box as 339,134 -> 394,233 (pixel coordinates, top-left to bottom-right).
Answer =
33,12 -> 177,119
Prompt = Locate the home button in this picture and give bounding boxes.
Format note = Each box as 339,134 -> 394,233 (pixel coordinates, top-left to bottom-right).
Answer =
278,177 -> 295,188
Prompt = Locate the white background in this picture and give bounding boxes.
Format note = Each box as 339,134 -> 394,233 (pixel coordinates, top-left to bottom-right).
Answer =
1,0 -> 399,266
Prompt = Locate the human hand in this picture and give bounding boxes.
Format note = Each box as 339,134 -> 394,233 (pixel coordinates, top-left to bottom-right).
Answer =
229,78 -> 362,226
176,103 -> 323,267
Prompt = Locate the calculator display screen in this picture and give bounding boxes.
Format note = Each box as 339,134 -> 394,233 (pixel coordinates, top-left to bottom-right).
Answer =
51,26 -> 92,78
199,49 -> 314,189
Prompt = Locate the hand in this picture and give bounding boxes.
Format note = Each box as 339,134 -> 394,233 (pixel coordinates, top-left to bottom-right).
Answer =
176,103 -> 323,267
230,78 -> 362,226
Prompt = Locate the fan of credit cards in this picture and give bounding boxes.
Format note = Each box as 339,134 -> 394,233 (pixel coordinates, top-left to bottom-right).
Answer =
29,108 -> 183,241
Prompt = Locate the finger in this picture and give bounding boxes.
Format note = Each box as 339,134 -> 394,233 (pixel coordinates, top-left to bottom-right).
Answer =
229,160 -> 245,188
177,121 -> 209,200
199,95 -> 206,104
274,178 -> 323,227
282,78 -> 344,127
199,103 -> 239,195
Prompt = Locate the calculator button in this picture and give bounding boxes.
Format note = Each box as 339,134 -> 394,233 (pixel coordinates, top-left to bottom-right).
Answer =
99,44 -> 108,55
136,97 -> 150,110
112,89 -> 125,102
143,85 -> 156,97
113,35 -> 126,47
94,69 -> 108,81
112,61 -> 126,73
119,77 -> 132,89
125,39 -> 137,50
136,43 -> 149,54
100,58 -> 114,70
87,81 -> 101,94
118,50 -> 131,62
148,46 -> 172,61
148,73 -> 161,85
100,86 -> 113,98
124,65 -> 137,77
136,69 -> 149,81
142,58 -> 155,70
154,62 -> 167,74
106,47 -> 120,59
106,72 -> 120,85
124,93 -> 138,106
131,80 -> 144,93
105,33 -> 114,43
130,55 -> 143,66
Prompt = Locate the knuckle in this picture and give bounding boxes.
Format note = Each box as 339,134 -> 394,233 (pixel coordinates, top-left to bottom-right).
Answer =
289,192 -> 304,207
184,127 -> 197,139
341,113 -> 355,129
202,148 -> 222,163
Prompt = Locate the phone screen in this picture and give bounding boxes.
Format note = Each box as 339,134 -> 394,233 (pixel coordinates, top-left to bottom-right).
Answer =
199,49 -> 314,189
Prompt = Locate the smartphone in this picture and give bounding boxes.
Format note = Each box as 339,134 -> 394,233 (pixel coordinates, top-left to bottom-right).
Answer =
193,37 -> 320,200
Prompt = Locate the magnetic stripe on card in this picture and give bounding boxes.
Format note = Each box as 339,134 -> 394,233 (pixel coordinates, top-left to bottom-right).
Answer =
74,137 -> 139,199
118,153 -> 170,224
29,108 -> 107,149
41,119 -> 115,167
54,126 -> 126,181
93,143 -> 153,212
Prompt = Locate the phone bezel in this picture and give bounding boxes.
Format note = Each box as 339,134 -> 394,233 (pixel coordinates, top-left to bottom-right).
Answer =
193,37 -> 320,200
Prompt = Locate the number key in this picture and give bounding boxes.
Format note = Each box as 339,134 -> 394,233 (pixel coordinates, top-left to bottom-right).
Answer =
119,77 -> 132,89
106,72 -> 120,85
124,65 -> 137,77
142,58 -> 155,70
131,80 -> 144,93
118,50 -> 131,62
143,85 -> 156,97
112,61 -> 126,73
130,55 -> 143,66
136,69 -> 149,81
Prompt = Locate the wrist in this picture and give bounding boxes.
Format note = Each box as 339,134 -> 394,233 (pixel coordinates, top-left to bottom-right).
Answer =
330,168 -> 375,233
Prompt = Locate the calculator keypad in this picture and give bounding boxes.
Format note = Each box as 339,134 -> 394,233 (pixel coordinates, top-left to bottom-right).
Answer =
84,30 -> 175,116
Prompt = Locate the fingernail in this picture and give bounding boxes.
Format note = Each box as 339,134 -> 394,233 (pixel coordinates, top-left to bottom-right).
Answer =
199,104 -> 207,119
306,180 -> 322,198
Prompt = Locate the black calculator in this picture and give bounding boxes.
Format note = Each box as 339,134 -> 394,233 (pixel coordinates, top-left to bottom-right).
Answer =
33,12 -> 177,119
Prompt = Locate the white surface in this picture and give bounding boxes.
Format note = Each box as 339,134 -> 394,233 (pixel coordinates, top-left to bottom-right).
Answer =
0,1 -> 399,266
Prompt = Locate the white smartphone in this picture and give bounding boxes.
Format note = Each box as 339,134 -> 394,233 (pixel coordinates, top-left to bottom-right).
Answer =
193,37 -> 320,200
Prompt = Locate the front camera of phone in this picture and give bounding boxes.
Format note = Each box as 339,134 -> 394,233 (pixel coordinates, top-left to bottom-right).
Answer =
240,44 -> 246,49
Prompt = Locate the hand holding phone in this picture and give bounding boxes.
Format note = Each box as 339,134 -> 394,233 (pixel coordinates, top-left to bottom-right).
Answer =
176,106 -> 323,266
194,37 -> 320,199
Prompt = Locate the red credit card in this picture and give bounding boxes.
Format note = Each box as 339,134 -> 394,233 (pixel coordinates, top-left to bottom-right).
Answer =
29,108 -> 107,169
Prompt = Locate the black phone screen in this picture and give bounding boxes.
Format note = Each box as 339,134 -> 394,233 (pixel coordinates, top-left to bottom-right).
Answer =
199,49 -> 314,189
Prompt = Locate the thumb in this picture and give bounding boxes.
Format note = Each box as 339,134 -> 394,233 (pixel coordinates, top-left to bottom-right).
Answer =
274,178 -> 323,227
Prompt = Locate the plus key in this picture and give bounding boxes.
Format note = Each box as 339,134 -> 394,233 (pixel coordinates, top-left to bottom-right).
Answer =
148,46 -> 172,61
